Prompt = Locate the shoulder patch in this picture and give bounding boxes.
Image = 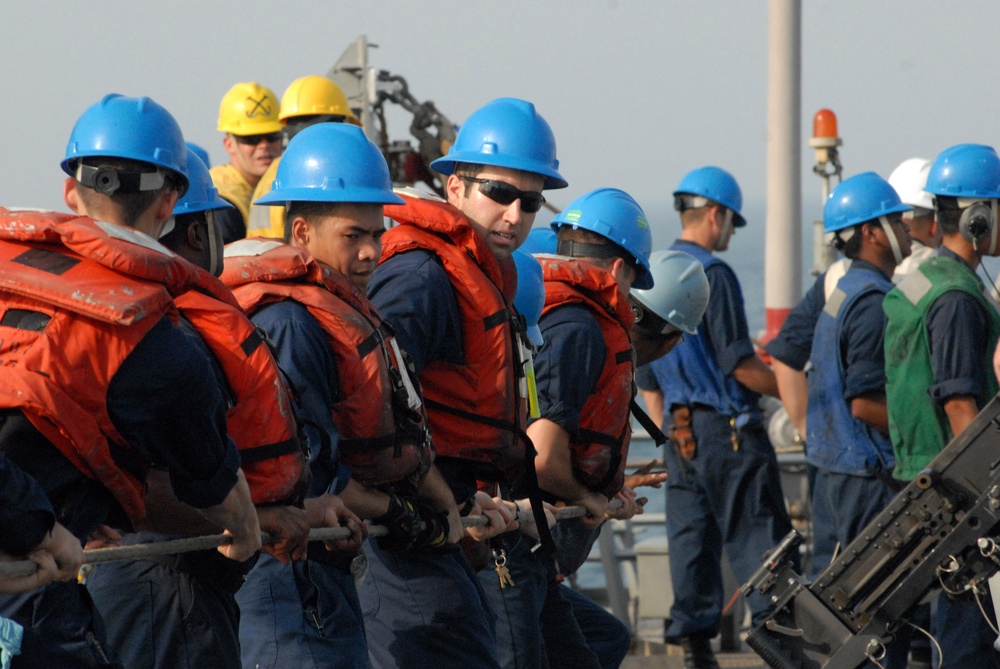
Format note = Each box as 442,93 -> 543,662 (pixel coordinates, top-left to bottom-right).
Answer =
897,268 -> 932,306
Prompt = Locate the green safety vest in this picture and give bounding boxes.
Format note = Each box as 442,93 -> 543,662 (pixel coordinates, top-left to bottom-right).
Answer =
883,256 -> 1000,480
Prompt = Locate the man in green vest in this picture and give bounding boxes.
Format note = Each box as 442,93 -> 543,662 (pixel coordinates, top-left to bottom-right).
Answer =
884,143 -> 1000,669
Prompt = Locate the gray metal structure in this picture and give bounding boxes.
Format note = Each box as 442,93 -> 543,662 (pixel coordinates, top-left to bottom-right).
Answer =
744,396 -> 1000,668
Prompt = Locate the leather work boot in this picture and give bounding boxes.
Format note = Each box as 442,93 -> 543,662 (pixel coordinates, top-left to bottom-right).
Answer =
680,635 -> 721,669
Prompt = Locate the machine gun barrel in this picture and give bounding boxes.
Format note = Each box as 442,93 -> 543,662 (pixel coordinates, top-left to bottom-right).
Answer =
741,529 -> 803,597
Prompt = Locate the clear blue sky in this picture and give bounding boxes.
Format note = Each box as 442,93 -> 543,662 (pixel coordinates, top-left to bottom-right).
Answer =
3,1 -> 998,245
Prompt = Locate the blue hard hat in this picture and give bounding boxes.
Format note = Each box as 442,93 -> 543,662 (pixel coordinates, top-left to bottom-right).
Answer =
823,171 -> 910,234
673,166 -> 746,227
551,187 -> 653,290
185,142 -> 211,170
255,123 -> 404,206
62,94 -> 188,190
512,249 -> 545,346
925,144 -> 1000,200
430,98 -> 567,190
520,227 -> 558,255
174,149 -> 233,216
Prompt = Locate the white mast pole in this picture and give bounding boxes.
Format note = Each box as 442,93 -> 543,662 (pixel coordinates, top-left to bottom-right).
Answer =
764,0 -> 802,341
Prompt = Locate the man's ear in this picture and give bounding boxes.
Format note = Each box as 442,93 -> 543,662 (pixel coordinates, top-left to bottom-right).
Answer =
63,177 -> 82,214
608,256 -> 629,281
445,174 -> 464,208
289,215 -> 312,249
186,219 -> 207,251
155,190 -> 180,225
863,221 -> 881,243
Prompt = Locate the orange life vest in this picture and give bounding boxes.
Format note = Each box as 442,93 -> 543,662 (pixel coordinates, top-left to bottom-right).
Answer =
174,267 -> 308,505
380,192 -> 526,482
0,209 -> 200,526
539,257 -> 635,496
221,239 -> 432,487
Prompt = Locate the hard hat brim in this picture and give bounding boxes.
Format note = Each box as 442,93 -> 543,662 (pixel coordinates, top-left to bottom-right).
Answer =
431,153 -> 568,190
254,186 -> 405,207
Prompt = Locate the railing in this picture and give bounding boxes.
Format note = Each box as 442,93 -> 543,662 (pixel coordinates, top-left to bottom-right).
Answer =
574,432 -> 809,651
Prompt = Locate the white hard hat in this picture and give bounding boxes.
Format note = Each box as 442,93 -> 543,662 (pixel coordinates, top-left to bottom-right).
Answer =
631,250 -> 710,335
887,158 -> 934,210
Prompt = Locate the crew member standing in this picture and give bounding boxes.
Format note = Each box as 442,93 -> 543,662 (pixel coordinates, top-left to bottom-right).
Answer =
210,81 -> 283,237
887,158 -> 939,283
224,123 -> 454,669
366,97 -> 567,669
806,173 -> 911,596
636,166 -> 791,669
478,189 -> 653,669
86,150 -> 314,669
0,93 -> 260,668
884,143 -> 1000,669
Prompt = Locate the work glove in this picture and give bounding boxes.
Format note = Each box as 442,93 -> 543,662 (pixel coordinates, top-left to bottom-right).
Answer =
409,498 -> 452,552
374,494 -> 453,553
374,493 -> 422,552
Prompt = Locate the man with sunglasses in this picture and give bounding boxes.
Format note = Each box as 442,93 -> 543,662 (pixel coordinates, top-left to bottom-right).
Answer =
884,144 -> 1000,668
210,81 -> 283,235
636,166 -> 790,669
365,97 -> 566,669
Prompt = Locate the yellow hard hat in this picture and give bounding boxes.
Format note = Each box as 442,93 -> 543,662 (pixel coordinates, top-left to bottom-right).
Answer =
217,82 -> 283,135
279,75 -> 356,122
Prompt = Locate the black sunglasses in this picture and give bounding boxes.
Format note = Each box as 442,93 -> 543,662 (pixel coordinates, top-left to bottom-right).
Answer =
234,132 -> 282,145
459,176 -> 546,214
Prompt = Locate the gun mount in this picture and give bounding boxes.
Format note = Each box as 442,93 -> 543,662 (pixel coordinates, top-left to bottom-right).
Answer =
745,396 -> 1000,668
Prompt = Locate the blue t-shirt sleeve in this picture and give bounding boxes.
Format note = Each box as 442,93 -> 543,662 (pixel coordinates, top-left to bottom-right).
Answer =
635,363 -> 659,392
532,305 -> 606,437
252,301 -> 351,495
703,263 -> 756,376
0,455 -> 55,555
840,290 -> 889,401
368,249 -> 463,375
926,290 -> 990,405
108,317 -> 240,509
765,272 -> 826,370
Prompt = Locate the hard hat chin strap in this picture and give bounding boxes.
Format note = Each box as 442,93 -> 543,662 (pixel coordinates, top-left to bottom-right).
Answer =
990,201 -> 999,256
206,210 -> 224,277
878,216 -> 904,266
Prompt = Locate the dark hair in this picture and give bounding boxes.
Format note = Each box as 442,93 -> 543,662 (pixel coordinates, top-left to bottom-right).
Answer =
675,197 -> 719,228
284,115 -> 347,143
74,157 -> 182,228
556,226 -> 636,273
283,201 -> 343,242
935,196 -> 962,235
838,223 -> 864,259
453,163 -> 485,196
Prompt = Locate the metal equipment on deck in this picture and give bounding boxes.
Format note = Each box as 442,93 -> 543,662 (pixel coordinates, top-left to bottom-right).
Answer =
744,396 -> 1000,668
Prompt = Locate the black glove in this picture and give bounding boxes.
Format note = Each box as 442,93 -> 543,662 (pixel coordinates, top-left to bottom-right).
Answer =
374,493 -> 422,552
410,498 -> 451,552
